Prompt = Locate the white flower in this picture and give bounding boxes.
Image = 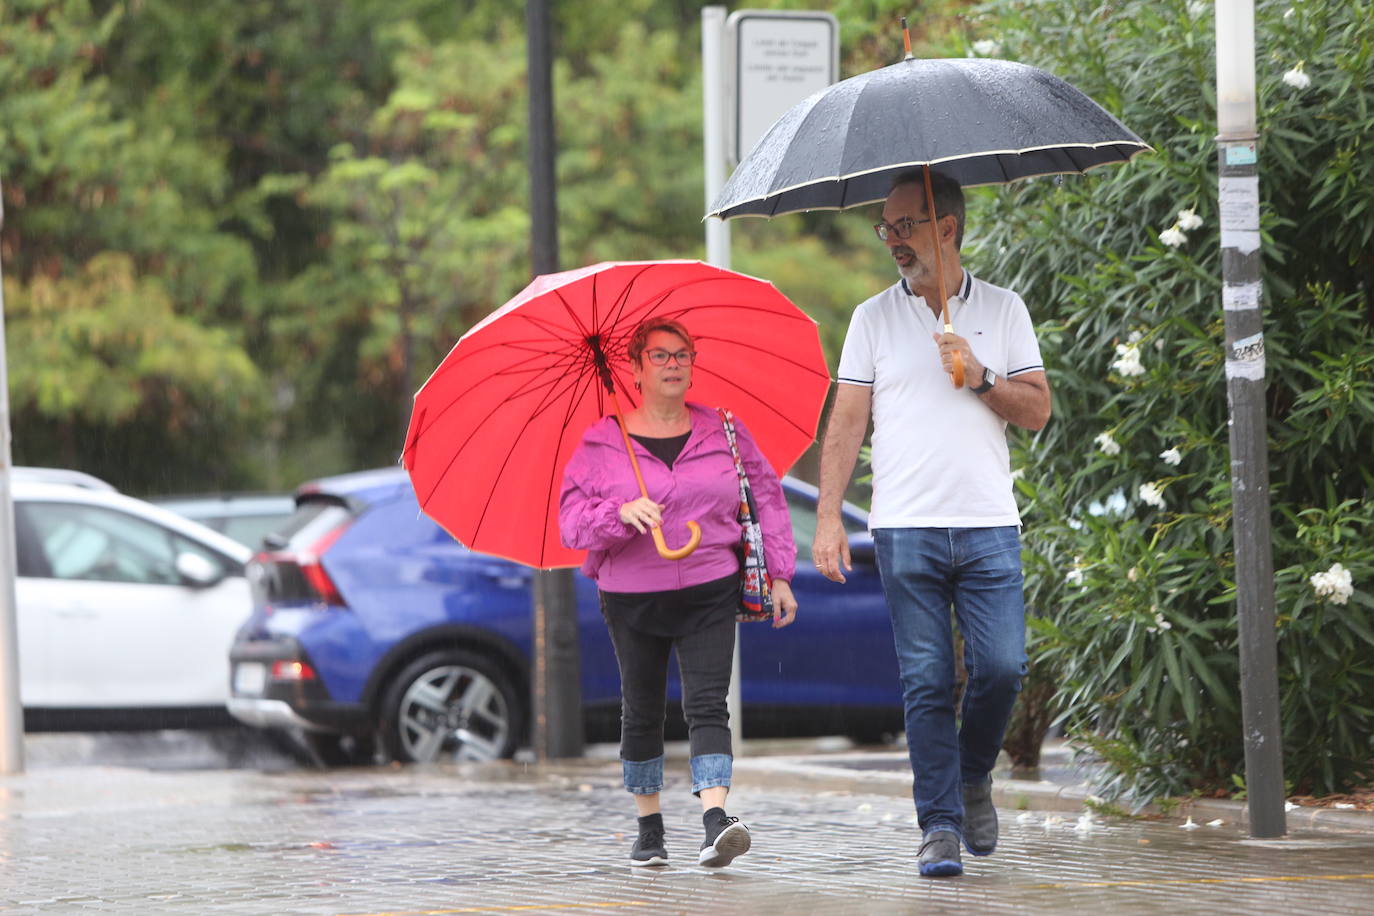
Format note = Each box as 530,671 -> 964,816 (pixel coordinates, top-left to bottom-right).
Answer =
1065,567 -> 1085,587
1112,343 -> 1146,377
1282,63 -> 1311,90
1127,566 -> 1139,582
1159,225 -> 1187,247
1011,467 -> 1025,480
1095,432 -> 1121,456
1139,481 -> 1166,509
971,39 -> 1002,57
1283,7 -> 1296,19
1310,562 -> 1354,605
1160,447 -> 1182,466
1177,208 -> 1203,231
1153,612 -> 1172,631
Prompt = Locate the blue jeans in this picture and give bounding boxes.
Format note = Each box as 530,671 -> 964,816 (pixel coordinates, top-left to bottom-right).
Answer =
873,527 -> 1027,835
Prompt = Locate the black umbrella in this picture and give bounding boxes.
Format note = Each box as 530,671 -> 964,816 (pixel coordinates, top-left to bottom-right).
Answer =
708,57 -> 1149,220
708,28 -> 1150,386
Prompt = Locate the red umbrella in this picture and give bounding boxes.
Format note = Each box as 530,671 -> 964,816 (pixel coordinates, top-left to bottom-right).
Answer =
402,260 -> 830,569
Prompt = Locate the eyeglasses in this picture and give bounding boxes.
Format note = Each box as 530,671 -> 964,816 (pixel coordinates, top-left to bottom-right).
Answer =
644,348 -> 697,366
873,217 -> 932,241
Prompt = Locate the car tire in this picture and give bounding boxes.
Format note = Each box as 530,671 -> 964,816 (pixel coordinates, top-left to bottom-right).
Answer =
378,648 -> 523,764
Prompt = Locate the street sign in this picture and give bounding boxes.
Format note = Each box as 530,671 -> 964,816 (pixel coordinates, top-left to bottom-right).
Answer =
727,10 -> 838,167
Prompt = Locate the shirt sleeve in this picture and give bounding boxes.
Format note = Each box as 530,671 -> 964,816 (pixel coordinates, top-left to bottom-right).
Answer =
732,415 -> 798,583
558,434 -> 638,552
1004,292 -> 1044,378
836,302 -> 875,387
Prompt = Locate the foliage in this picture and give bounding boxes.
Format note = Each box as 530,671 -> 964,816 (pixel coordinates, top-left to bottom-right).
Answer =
970,0 -> 1374,798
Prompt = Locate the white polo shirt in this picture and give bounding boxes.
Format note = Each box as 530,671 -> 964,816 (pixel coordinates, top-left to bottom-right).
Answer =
837,270 -> 1043,529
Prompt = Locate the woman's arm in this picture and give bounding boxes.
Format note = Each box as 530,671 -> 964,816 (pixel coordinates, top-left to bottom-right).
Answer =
558,443 -> 640,551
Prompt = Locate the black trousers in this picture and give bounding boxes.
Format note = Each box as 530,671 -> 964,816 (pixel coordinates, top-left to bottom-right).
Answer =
600,581 -> 736,763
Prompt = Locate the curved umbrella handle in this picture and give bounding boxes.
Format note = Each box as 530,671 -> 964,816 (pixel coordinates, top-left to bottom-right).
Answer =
946,323 -> 965,389
651,520 -> 702,560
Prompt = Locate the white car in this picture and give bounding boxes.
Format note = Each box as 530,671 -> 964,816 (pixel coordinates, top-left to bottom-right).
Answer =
11,478 -> 253,730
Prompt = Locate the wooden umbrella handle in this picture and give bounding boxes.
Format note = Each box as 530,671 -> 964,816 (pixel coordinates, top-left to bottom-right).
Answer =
607,388 -> 701,561
651,522 -> 702,561
923,166 -> 963,389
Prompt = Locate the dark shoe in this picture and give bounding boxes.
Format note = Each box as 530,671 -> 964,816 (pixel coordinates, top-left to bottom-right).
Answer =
630,813 -> 668,867
698,807 -> 751,867
963,778 -> 998,856
918,829 -> 963,877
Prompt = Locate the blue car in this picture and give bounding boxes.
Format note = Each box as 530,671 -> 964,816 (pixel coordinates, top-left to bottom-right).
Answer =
228,467 -> 900,764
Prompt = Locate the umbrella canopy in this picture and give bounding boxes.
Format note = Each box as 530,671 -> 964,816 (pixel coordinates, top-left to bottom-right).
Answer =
403,260 -> 830,569
708,57 -> 1150,220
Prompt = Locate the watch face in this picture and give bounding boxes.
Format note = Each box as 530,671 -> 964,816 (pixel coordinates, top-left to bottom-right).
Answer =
985,368 -> 996,386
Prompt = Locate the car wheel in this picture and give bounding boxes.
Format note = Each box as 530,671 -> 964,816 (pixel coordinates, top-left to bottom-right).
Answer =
378,649 -> 523,763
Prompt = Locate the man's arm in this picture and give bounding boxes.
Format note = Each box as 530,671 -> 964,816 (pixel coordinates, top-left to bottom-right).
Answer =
977,369 -> 1051,431
812,383 -> 871,583
935,332 -> 1052,431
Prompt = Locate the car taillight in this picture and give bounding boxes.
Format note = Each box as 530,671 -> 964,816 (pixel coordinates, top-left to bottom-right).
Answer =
271,659 -> 318,681
253,519 -> 351,606
297,523 -> 349,606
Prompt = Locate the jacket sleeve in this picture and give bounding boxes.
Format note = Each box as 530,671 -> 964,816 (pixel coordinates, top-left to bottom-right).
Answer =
559,437 -> 638,552
733,416 -> 798,582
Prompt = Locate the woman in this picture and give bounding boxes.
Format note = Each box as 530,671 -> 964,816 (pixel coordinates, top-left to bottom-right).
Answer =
559,317 -> 798,869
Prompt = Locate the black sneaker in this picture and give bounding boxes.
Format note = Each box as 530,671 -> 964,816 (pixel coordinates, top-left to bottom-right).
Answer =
698,807 -> 751,867
630,813 -> 668,867
918,829 -> 963,878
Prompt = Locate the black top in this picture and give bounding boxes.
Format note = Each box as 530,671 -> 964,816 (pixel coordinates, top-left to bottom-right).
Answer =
630,431 -> 691,469
600,573 -> 737,637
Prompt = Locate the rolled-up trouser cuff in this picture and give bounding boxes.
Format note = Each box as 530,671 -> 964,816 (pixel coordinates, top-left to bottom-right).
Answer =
622,756 -> 664,795
690,753 -> 732,795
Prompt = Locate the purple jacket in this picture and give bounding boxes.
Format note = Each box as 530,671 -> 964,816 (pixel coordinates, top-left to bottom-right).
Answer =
559,402 -> 797,593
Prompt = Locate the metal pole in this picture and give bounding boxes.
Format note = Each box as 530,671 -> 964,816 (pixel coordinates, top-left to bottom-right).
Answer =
0,181 -> 25,773
1215,0 -> 1284,837
702,5 -> 743,756
527,0 -> 583,760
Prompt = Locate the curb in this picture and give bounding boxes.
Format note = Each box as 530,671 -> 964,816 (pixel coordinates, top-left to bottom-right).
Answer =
731,753 -> 1374,835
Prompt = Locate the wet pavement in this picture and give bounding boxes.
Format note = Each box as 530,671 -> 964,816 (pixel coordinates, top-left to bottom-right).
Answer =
4,738 -> 1374,914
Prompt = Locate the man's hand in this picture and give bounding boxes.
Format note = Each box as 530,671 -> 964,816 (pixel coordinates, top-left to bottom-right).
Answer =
811,515 -> 852,584
618,496 -> 664,533
933,331 -> 984,387
770,579 -> 798,628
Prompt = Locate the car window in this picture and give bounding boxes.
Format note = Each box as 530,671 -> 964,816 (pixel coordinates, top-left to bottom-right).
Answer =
19,502 -> 232,585
785,491 -> 866,557
218,514 -> 292,549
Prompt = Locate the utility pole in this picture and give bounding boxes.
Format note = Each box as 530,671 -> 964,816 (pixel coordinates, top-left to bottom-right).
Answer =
0,181 -> 25,774
527,0 -> 584,760
1215,0 -> 1284,837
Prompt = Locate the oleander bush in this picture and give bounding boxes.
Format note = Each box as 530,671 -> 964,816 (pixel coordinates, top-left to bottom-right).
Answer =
965,0 -> 1374,799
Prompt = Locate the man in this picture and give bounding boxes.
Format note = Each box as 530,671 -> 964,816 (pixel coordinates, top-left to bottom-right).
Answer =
812,170 -> 1051,878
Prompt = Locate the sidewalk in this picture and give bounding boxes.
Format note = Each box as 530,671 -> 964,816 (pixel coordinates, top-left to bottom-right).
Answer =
5,736 -> 1374,915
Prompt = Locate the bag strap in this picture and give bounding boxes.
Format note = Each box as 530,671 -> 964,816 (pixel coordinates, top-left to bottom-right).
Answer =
717,407 -> 745,471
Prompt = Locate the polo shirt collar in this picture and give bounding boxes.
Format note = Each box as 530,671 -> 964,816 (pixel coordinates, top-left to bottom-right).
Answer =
900,269 -> 973,302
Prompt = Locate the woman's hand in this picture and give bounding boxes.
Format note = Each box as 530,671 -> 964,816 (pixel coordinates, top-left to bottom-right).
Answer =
618,496 -> 665,534
770,579 -> 798,629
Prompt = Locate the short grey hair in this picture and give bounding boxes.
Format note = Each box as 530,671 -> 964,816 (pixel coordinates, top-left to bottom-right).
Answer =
890,169 -> 965,249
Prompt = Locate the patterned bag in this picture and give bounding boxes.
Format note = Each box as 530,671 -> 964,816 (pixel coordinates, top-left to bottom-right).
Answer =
718,408 -> 774,623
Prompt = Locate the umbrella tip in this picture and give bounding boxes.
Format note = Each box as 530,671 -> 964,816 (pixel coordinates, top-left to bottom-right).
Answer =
900,17 -> 913,60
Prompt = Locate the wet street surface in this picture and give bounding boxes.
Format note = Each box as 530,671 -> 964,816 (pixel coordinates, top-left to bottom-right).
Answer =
4,750 -> 1374,915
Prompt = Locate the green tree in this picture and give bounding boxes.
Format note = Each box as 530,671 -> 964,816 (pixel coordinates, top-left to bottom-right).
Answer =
969,0 -> 1374,798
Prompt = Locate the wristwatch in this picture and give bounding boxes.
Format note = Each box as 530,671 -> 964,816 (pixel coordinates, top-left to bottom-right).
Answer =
970,366 -> 997,395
